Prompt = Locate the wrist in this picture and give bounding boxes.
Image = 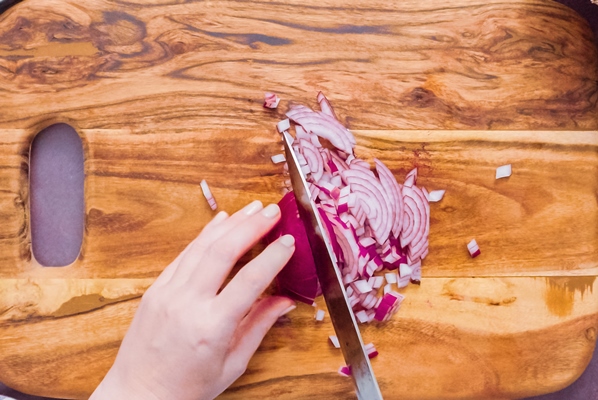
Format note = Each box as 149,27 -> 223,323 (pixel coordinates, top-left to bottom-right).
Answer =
90,366 -> 162,400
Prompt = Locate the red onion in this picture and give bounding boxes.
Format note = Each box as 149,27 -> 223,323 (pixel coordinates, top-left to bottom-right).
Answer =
467,239 -> 481,258
269,93 -> 435,345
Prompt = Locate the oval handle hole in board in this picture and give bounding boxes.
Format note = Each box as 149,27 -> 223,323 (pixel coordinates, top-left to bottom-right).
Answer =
30,123 -> 84,267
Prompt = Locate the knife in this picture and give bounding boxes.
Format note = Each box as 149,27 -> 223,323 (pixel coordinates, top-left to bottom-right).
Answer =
281,131 -> 384,400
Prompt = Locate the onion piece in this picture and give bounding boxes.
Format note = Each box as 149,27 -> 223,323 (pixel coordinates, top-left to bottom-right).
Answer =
329,335 -> 341,349
264,92 -> 281,109
375,159 -> 404,238
277,118 -> 290,133
496,164 -> 512,179
315,309 -> 325,321
200,179 -> 217,210
467,239 -> 481,258
338,365 -> 352,377
383,283 -> 392,294
385,272 -> 398,284
352,279 -> 372,294
286,107 -> 355,154
404,168 -> 417,187
317,91 -> 339,120
355,309 -> 369,323
271,154 -> 286,164
428,190 -> 445,202
364,343 -> 378,359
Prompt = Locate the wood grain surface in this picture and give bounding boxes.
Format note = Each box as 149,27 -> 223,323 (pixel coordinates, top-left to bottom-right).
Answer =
0,0 -> 597,399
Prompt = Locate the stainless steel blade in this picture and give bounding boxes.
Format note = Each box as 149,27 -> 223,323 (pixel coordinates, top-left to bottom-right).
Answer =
281,131 -> 383,400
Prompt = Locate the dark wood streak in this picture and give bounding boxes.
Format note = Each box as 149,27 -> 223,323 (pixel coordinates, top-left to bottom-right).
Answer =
251,19 -> 391,34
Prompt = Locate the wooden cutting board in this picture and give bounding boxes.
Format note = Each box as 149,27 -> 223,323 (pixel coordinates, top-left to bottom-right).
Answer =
0,0 -> 597,399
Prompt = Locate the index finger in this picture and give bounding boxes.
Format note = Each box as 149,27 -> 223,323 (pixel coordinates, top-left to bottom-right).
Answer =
216,234 -> 295,323
186,203 -> 283,296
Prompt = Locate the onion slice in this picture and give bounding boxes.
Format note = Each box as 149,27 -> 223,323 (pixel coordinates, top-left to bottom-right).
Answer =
317,91 -> 339,120
200,179 -> 217,210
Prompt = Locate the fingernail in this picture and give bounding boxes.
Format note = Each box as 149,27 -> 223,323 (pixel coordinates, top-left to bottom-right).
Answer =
243,200 -> 263,216
278,304 -> 296,317
213,211 -> 228,223
279,234 -> 295,247
261,204 -> 280,218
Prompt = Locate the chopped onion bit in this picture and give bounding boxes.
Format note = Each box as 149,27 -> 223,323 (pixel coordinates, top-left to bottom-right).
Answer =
264,92 -> 281,109
467,239 -> 481,258
277,118 -> 290,133
428,190 -> 445,202
338,365 -> 352,377
271,154 -> 286,164
315,309 -> 325,321
269,92 -> 431,328
200,179 -> 217,211
496,164 -> 512,179
364,342 -> 378,359
329,335 -> 341,349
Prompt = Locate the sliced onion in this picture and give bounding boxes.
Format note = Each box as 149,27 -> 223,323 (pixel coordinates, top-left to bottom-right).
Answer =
404,168 -> 417,187
317,91 -> 339,120
200,179 -> 217,210
315,309 -> 325,321
270,92 -> 434,331
375,159 -> 404,238
286,107 -> 355,154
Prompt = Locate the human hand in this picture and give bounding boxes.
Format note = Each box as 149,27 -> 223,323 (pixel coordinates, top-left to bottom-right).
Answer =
90,200 -> 296,400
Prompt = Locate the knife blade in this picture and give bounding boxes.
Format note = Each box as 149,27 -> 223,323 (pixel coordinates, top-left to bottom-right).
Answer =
281,131 -> 383,400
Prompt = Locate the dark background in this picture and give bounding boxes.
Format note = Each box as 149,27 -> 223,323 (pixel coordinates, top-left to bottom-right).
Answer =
0,0 -> 596,399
